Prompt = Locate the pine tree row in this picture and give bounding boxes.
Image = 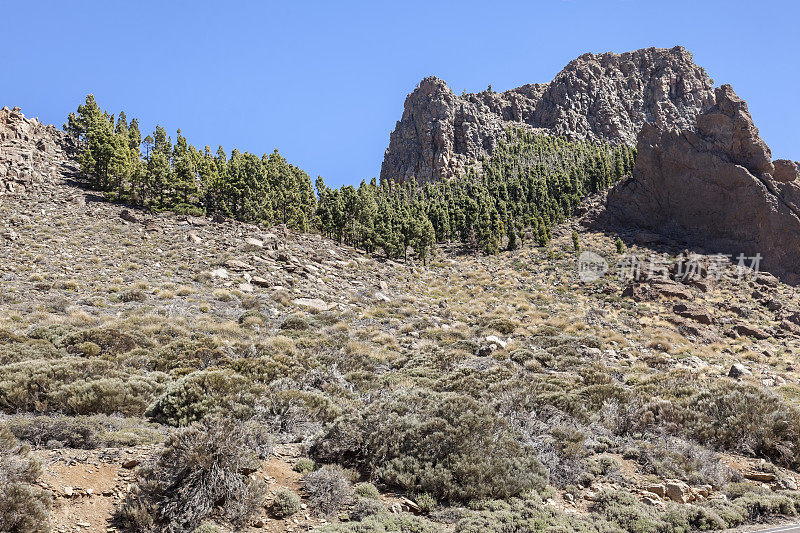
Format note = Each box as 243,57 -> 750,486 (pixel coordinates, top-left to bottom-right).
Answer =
66,96 -> 634,264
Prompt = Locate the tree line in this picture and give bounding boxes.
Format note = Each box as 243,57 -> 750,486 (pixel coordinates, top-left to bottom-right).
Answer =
66,95 -> 635,264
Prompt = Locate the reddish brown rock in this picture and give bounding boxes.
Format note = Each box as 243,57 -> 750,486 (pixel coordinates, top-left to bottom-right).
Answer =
773,159 -> 799,183
604,85 -> 800,284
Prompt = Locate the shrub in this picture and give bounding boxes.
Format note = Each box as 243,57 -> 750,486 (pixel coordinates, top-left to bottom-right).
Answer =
271,489 -> 301,518
414,493 -> 437,515
0,426 -> 51,533
311,389 -> 547,502
354,482 -> 380,500
5,414 -> 163,449
0,358 -> 168,416
280,315 -> 310,331
294,458 -> 317,473
322,512 -> 441,532
304,464 -> 353,516
145,369 -> 258,426
680,382 -> 800,468
350,497 -> 386,521
115,417 -> 265,532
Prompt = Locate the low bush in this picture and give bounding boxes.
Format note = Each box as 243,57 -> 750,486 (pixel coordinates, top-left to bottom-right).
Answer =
145,369 -> 260,426
5,414 -> 163,449
322,512 -> 441,532
271,489 -> 301,518
0,358 -> 169,415
311,389 -> 547,502
304,464 -> 353,516
115,416 -> 265,532
354,482 -> 380,500
0,426 -> 51,533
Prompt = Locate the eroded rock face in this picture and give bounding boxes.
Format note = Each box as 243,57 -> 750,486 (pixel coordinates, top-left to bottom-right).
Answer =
604,85 -> 800,283
381,46 -> 714,183
0,106 -> 71,195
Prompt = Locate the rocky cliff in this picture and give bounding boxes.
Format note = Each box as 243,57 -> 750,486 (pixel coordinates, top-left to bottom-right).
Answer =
603,84 -> 800,283
381,46 -> 714,183
0,106 -> 71,196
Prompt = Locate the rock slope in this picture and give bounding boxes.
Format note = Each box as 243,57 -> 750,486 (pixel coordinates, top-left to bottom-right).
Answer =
381,46 -> 714,183
0,106 -> 72,196
602,84 -> 800,283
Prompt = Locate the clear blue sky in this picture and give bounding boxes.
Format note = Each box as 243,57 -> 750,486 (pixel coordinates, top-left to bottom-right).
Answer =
3,1 -> 797,187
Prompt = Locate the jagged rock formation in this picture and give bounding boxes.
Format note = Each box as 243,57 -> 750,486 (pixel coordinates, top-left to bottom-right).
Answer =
603,84 -> 800,283
381,46 -> 714,183
0,106 -> 71,196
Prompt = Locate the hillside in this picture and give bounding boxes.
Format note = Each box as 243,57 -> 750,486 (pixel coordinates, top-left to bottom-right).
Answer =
3,105 -> 800,532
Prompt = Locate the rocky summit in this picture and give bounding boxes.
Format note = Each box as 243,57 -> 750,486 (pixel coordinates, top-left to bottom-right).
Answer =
381,46 -> 713,183
601,84 -> 800,283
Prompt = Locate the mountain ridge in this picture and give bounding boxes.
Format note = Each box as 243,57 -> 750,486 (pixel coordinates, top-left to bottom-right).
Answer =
380,45 -> 714,184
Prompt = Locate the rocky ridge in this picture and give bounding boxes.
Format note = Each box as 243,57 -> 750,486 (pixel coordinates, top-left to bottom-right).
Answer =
601,84 -> 800,283
0,106 -> 73,196
381,46 -> 714,183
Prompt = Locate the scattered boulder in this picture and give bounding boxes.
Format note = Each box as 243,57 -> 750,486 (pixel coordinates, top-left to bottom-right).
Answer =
186,230 -> 202,244
225,259 -> 255,271
734,323 -> 770,340
120,210 -> 139,224
728,363 -> 751,378
665,480 -> 692,503
673,303 -> 713,325
293,297 -> 334,313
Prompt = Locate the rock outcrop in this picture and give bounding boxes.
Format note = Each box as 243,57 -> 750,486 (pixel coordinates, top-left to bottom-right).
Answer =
0,106 -> 71,196
381,46 -> 714,183
603,84 -> 800,283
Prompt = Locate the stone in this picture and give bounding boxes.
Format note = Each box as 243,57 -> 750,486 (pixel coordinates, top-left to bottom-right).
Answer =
245,237 -> 264,249
293,298 -> 334,313
744,471 -> 776,483
673,303 -> 713,325
381,46 -> 713,183
485,335 -> 507,348
644,483 -> 666,498
374,291 -> 391,303
734,323 -> 770,340
186,230 -> 202,244
728,363 -> 751,378
62,486 -> 74,497
252,276 -> 271,288
225,259 -> 255,271
120,210 -> 139,224
122,459 -> 140,469
665,480 -> 692,503
602,84 -> 800,284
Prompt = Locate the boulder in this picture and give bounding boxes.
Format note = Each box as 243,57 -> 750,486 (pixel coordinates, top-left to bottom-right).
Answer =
293,298 -> 334,313
728,363 -> 751,378
665,480 -> 692,503
673,303 -> 713,325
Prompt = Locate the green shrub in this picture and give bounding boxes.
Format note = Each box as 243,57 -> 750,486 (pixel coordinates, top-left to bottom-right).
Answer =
322,512 -> 442,532
0,358 -> 168,415
293,458 -> 316,473
354,482 -> 380,500
486,317 -> 518,335
271,489 -> 301,518
414,493 -> 437,515
0,426 -> 51,533
311,389 -> 547,502
115,416 -> 265,532
145,369 -> 259,426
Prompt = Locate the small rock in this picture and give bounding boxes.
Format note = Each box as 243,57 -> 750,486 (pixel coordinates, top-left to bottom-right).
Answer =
728,363 -> 751,378
122,459 -> 140,469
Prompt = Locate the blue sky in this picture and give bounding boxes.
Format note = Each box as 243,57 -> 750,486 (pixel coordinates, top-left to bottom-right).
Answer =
3,1 -> 797,187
